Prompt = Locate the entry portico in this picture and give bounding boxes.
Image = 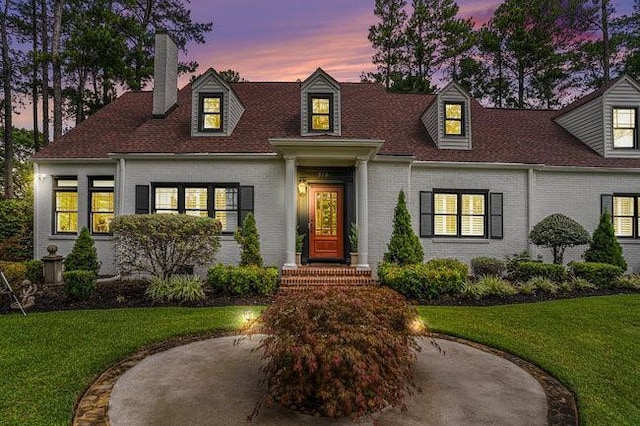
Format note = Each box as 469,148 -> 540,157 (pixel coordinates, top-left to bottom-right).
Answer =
269,138 -> 383,271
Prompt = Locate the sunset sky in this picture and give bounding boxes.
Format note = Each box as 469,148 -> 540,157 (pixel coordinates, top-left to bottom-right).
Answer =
12,0 -> 635,129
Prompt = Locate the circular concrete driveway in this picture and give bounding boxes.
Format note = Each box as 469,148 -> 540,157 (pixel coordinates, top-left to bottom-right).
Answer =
108,335 -> 549,426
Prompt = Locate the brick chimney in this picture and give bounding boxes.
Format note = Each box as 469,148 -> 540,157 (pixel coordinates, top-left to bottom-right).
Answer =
153,31 -> 178,118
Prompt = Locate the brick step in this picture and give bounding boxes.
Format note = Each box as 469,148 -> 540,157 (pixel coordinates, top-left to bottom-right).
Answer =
280,276 -> 376,286
279,283 -> 378,292
281,267 -> 372,277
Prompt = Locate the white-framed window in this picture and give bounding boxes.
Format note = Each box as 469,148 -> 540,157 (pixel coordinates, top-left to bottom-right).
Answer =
89,177 -> 114,234
613,108 -> 637,148
53,177 -> 78,234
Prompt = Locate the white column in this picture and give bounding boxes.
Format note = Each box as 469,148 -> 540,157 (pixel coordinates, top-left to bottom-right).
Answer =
283,156 -> 298,270
356,158 -> 370,271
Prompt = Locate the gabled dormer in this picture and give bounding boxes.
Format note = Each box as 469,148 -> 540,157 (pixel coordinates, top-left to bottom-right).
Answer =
190,68 -> 245,137
422,82 -> 472,150
301,68 -> 341,136
555,75 -> 640,158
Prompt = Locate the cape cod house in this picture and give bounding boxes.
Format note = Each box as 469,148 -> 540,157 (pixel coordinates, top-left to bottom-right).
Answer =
32,33 -> 640,276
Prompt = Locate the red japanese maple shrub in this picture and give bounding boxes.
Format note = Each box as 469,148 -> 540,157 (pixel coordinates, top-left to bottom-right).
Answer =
251,286 -> 422,419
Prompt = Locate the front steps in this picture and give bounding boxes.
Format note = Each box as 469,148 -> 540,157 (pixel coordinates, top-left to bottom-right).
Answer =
279,266 -> 377,292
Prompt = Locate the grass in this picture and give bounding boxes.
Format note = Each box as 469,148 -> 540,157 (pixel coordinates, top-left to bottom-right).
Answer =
0,296 -> 638,425
419,294 -> 640,426
0,306 -> 263,426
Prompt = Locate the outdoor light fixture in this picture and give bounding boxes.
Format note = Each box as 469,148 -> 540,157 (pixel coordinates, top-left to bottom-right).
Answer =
297,179 -> 307,196
243,310 -> 254,323
37,173 -> 46,182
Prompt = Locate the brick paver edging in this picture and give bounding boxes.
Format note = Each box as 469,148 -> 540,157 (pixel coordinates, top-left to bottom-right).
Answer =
72,332 -> 578,426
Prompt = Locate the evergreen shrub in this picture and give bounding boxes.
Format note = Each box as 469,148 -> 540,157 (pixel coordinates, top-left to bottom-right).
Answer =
378,258 -> 467,299
383,190 -> 423,265
64,227 -> 100,275
23,260 -> 44,284
583,212 -> 627,270
234,213 -> 263,267
529,214 -> 590,264
0,199 -> 33,261
63,270 -> 96,300
569,261 -> 623,288
471,256 -> 505,277
509,261 -> 566,283
0,261 -> 27,289
207,264 -> 278,295
252,287 -> 420,419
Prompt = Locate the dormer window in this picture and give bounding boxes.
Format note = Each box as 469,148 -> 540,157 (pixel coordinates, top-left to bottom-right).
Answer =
199,93 -> 223,132
444,102 -> 465,136
613,108 -> 637,148
308,94 -> 333,132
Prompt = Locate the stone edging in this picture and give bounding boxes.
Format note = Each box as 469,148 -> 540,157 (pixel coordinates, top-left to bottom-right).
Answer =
72,332 -> 579,426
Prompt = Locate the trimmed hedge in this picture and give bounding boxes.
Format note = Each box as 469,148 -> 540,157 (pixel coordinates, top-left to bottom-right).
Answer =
509,261 -> 566,283
207,264 -> 278,296
568,261 -> 623,288
378,258 -> 468,300
63,270 -> 96,301
252,286 -> 420,419
471,256 -> 505,277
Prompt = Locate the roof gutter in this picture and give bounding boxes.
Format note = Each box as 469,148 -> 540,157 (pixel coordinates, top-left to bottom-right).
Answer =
107,152 -> 279,160
29,157 -> 115,163
413,160 -> 640,173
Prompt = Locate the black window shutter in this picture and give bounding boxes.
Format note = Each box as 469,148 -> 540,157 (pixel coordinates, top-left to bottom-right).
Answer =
601,194 -> 613,215
420,191 -> 433,237
135,185 -> 150,214
489,192 -> 503,239
239,186 -> 254,224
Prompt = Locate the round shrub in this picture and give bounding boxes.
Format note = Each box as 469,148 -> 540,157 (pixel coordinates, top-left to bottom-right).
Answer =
568,261 -> 623,289
471,256 -> 505,277
23,260 -> 44,284
509,261 -> 566,283
252,287 -> 420,419
529,214 -> 590,264
63,270 -> 97,301
145,275 -> 205,303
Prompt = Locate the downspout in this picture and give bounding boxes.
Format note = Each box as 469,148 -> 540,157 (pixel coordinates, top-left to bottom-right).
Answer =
33,162 -> 39,260
527,168 -> 535,256
118,158 -> 126,215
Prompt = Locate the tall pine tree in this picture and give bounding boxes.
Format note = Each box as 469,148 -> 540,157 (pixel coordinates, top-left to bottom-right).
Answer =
367,0 -> 407,90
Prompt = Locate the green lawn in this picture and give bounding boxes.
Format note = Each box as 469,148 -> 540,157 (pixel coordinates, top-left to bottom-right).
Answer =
419,295 -> 640,426
0,296 -> 638,425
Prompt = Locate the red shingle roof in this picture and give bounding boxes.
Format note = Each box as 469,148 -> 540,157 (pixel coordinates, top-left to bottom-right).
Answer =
33,81 -> 640,168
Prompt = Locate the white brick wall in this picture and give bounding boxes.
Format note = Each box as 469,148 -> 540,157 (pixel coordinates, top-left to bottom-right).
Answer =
410,166 -> 529,264
34,162 -> 118,273
534,170 -> 640,271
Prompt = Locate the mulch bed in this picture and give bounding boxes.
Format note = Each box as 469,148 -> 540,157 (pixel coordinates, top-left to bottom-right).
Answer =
2,279 -> 639,315
0,279 -> 274,315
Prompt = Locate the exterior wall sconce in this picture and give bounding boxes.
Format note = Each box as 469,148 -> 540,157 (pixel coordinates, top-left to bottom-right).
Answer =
37,173 -> 46,181
297,179 -> 307,196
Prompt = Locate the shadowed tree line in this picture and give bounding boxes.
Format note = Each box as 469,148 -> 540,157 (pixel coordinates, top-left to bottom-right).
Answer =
366,0 -> 640,108
0,0 -> 212,199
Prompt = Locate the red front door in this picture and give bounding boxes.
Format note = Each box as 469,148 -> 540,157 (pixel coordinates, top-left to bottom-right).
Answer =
309,185 -> 344,260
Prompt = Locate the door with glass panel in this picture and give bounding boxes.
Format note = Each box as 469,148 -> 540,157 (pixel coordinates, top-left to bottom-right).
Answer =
308,185 -> 344,259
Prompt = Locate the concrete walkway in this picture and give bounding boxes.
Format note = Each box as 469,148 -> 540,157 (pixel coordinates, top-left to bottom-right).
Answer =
108,335 -> 547,425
